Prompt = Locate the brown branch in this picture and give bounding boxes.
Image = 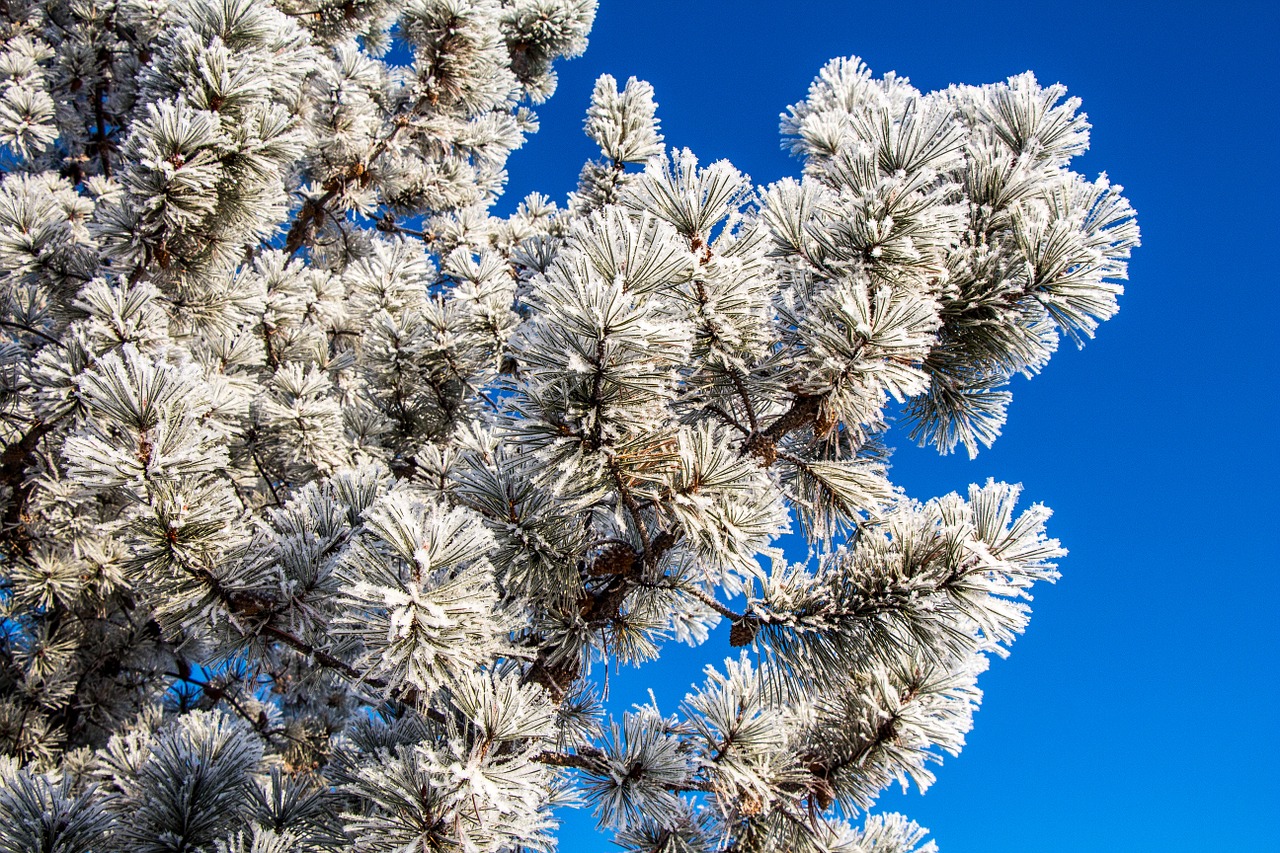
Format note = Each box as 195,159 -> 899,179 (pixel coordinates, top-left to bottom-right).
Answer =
609,461 -> 651,556
677,582 -> 743,622
743,393 -> 823,465
532,748 -> 713,793
522,652 -> 581,698
166,665 -> 324,750
1,420 -> 54,558
168,665 -> 263,729
258,623 -> 376,686
0,319 -> 63,347
163,552 -> 371,690
729,370 -> 759,433
249,445 -> 283,507
92,46 -> 112,178
703,402 -> 750,436
762,393 -> 823,444
532,747 -> 605,773
636,576 -> 743,622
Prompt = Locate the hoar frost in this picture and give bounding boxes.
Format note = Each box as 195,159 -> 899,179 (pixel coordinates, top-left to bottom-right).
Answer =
0,2 -> 1135,851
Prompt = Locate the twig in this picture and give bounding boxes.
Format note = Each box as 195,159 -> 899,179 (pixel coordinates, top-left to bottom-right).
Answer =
608,459 -> 651,556
250,446 -> 283,507
729,370 -> 759,432
0,319 -> 63,347
677,582 -> 743,622
259,624 -> 377,686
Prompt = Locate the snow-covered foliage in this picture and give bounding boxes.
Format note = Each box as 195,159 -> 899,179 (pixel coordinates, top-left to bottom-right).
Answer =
0,1 -> 1136,850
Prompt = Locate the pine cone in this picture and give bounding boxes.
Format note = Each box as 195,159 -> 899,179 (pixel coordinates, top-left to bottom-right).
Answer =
729,615 -> 761,647
587,540 -> 638,577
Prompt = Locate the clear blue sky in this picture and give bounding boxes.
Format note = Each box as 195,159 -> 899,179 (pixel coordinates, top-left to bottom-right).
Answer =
495,1 -> 1280,850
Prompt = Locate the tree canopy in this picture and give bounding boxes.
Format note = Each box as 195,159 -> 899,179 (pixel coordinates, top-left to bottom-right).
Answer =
0,0 -> 1137,850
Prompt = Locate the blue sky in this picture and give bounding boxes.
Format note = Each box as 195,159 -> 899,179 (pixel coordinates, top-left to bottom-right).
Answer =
494,1 -> 1280,850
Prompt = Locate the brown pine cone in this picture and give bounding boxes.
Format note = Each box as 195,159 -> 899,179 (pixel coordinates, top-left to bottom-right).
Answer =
587,540 -> 638,577
729,615 -> 761,647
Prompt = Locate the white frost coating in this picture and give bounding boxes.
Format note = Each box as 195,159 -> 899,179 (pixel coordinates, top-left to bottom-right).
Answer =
0,4 -> 1134,850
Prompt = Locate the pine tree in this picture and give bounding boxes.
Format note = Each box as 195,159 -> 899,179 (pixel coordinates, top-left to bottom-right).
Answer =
0,1 -> 1138,850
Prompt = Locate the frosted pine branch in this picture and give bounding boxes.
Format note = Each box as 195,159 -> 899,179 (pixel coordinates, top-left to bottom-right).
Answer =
0,1 -> 1135,850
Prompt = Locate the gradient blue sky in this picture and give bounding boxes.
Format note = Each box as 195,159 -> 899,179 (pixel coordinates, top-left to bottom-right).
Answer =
493,1 -> 1279,850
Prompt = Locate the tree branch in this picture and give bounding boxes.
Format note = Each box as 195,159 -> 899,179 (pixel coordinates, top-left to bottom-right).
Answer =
743,393 -> 823,465
1,420 -> 54,558
0,318 -> 63,347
